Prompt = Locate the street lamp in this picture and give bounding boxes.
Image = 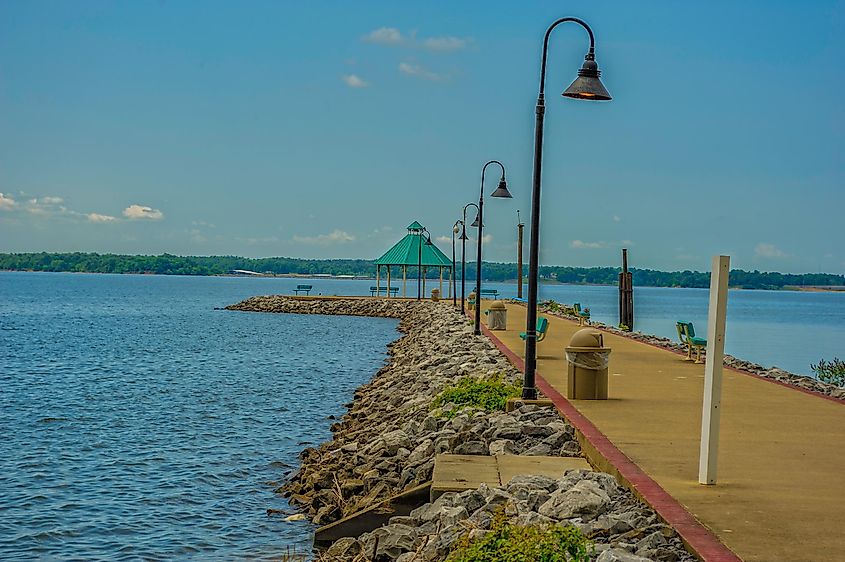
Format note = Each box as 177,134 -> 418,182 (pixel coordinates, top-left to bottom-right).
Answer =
474,161 -> 512,336
452,220 -> 463,306
417,226 -> 433,301
460,203 -> 478,315
522,17 -> 611,399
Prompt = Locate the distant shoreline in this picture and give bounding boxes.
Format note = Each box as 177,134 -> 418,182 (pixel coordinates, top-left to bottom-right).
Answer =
4,268 -> 845,293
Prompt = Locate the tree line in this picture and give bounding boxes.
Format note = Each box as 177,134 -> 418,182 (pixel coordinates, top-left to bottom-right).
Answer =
1,252 -> 843,290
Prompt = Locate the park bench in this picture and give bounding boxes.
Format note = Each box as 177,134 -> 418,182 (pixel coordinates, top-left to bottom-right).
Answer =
573,303 -> 591,326
293,284 -> 313,295
480,288 -> 499,300
520,316 -> 549,343
370,286 -> 399,297
676,321 -> 707,363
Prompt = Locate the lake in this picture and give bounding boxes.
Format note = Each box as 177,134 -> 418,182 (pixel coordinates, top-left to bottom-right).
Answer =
0,272 -> 398,560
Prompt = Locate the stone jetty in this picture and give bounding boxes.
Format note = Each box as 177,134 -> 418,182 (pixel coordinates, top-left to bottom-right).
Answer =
226,296 -> 696,561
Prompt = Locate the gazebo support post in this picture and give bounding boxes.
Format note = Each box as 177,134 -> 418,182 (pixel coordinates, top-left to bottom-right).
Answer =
422,267 -> 427,298
376,265 -> 380,297
439,268 -> 443,296
403,266 -> 407,297
387,266 -> 391,298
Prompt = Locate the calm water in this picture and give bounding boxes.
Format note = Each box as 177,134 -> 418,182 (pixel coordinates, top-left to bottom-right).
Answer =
0,272 -> 398,560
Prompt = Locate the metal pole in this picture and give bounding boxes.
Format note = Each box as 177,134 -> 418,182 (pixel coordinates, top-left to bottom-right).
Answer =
523,16 -> 598,400
699,255 -> 730,485
517,211 -> 524,299
460,204 -> 477,315
451,229 -> 456,303
475,161 -> 506,336
417,232 -> 422,301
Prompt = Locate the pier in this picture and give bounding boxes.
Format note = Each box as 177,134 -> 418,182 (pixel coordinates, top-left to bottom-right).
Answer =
480,301 -> 845,562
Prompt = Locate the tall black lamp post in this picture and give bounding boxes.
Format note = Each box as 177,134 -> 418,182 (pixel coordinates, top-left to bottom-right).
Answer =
522,17 -> 612,399
474,161 -> 512,336
460,203 -> 478,315
417,226 -> 432,301
451,220 -> 463,306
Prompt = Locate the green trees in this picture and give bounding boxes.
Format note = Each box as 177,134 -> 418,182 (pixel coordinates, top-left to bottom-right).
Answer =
1,252 -> 843,290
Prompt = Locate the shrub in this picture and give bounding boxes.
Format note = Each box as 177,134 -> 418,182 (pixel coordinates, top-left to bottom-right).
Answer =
447,509 -> 593,562
811,357 -> 845,387
431,375 -> 522,419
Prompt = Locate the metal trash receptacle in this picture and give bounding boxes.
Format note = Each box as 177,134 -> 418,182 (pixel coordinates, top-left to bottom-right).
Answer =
565,328 -> 611,400
431,288 -> 441,301
468,291 -> 476,310
486,300 -> 507,330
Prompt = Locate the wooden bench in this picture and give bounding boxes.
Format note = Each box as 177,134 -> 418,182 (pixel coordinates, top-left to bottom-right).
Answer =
520,317 -> 549,342
370,286 -> 399,297
573,303 -> 591,326
676,321 -> 706,363
293,284 -> 312,295
480,288 -> 499,300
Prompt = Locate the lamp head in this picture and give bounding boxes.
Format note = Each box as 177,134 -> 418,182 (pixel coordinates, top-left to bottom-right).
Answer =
424,235 -> 433,246
470,214 -> 482,228
459,228 -> 469,241
491,177 -> 512,199
453,224 -> 461,234
562,53 -> 612,101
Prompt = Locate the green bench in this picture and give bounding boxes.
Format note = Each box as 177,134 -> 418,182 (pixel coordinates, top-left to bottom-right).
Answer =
573,303 -> 591,326
370,286 -> 399,297
676,321 -> 707,363
480,289 -> 499,300
293,284 -> 312,295
520,317 -> 549,343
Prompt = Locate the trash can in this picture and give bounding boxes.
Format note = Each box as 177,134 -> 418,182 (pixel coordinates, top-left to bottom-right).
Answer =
486,300 -> 507,330
565,328 -> 611,400
468,291 -> 476,310
431,288 -> 441,301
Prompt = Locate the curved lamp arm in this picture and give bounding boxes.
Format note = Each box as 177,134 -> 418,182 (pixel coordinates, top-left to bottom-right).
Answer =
480,160 -> 506,200
539,17 -> 595,96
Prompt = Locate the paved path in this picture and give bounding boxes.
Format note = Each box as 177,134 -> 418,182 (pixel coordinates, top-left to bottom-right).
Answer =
480,302 -> 845,562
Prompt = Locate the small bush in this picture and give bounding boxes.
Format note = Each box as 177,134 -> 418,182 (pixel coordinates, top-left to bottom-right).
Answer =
811,357 -> 845,387
432,375 -> 522,419
447,509 -> 593,562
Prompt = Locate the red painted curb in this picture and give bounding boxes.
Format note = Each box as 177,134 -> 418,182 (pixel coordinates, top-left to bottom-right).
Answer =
477,320 -> 742,562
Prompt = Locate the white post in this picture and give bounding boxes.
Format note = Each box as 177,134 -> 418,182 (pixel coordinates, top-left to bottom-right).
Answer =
699,255 -> 730,485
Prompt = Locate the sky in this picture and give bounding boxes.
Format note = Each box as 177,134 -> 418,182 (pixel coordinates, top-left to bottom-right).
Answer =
1,1 -> 843,274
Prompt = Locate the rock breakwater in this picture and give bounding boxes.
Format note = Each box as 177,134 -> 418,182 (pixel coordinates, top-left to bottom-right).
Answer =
226,296 -> 696,561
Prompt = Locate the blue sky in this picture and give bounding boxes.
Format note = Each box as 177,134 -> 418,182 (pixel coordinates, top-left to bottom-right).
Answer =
1,1 -> 842,273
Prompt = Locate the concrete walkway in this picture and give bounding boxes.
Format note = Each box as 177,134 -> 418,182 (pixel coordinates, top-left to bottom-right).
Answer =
480,302 -> 845,562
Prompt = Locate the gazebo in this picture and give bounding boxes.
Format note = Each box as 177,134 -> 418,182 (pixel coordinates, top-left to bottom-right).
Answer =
375,221 -> 452,298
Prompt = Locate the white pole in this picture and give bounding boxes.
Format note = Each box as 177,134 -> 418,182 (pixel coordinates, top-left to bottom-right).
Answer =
699,255 -> 730,485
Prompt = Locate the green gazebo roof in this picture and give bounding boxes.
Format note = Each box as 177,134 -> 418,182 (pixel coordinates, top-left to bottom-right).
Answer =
375,222 -> 452,267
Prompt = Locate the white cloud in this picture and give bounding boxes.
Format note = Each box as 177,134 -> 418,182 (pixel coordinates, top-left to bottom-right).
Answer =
123,204 -> 164,220
0,193 -> 16,210
755,243 -> 785,258
362,27 -> 470,53
87,213 -> 117,223
422,36 -> 469,52
570,239 -> 607,249
466,234 -> 493,244
613,215 -> 621,222
293,229 -> 356,245
342,74 -> 369,88
40,196 -> 64,205
436,235 -> 452,244
362,27 -> 404,45
399,62 -> 441,81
